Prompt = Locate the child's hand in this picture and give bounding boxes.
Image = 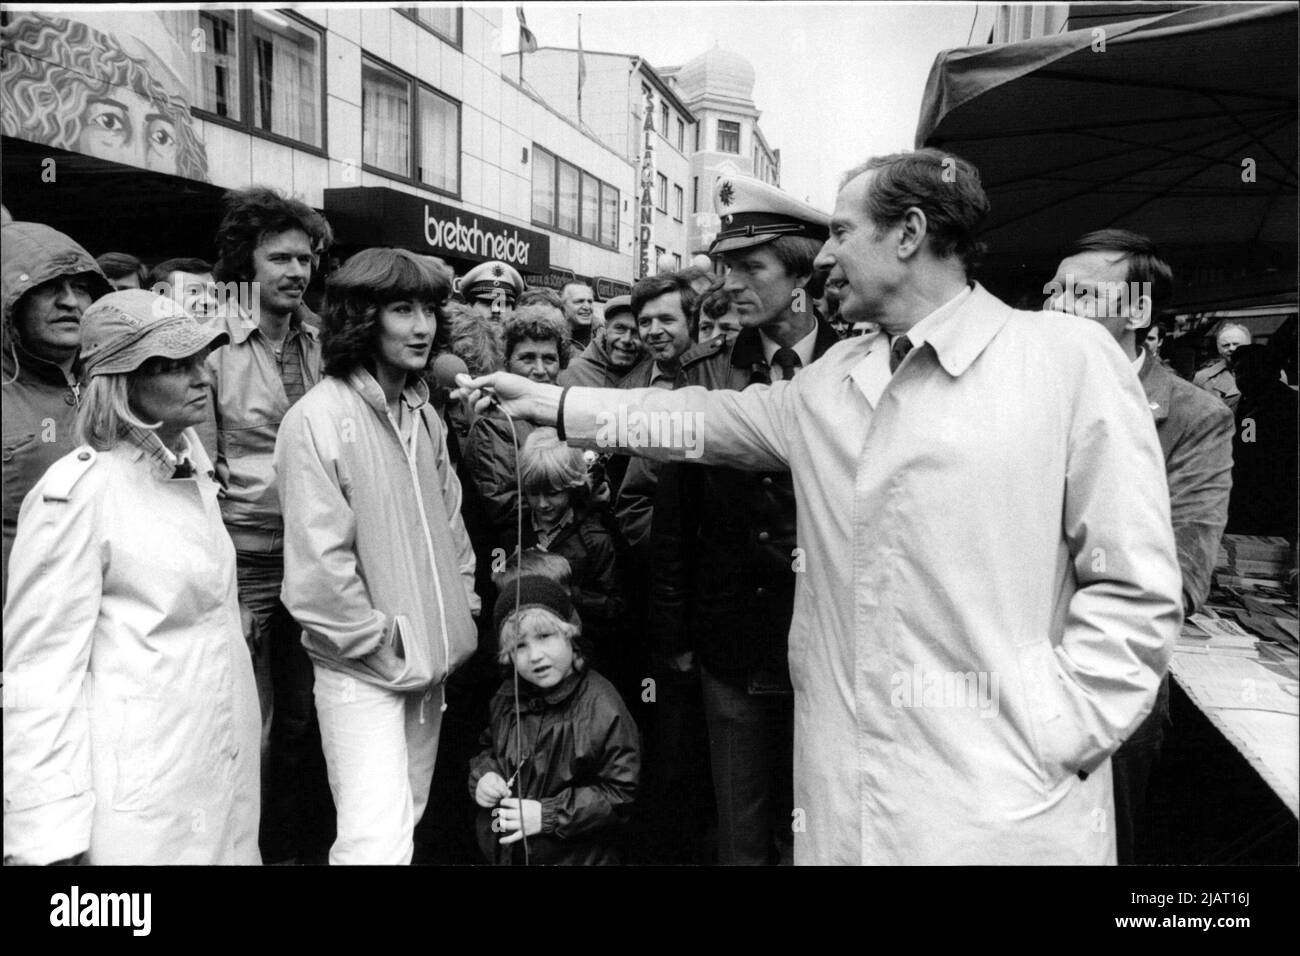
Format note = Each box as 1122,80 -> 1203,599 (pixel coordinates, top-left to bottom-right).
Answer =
475,771 -> 511,808
495,798 -> 543,843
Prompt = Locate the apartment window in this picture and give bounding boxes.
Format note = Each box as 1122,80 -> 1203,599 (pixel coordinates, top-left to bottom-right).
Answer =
655,245 -> 666,267
660,102 -> 670,139
580,171 -> 600,243
532,147 -> 556,225
362,61 -> 409,176
362,57 -> 461,195
168,9 -> 324,151
600,182 -> 619,248
673,184 -> 684,221
656,173 -> 668,213
676,118 -> 685,152
400,6 -> 462,46
557,160 -> 580,234
695,122 -> 701,152
250,10 -> 321,146
194,9 -> 240,120
717,119 -> 740,154
417,86 -> 459,192
692,177 -> 699,213
531,144 -> 619,249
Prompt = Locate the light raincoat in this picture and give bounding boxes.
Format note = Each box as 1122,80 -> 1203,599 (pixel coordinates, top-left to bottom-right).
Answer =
563,284 -> 1182,865
3,431 -> 261,865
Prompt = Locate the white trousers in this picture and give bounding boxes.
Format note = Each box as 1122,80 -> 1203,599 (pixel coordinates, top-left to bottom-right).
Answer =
312,663 -> 444,865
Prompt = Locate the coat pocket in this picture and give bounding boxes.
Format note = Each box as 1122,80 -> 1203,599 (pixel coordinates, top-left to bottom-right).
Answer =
360,615 -> 436,693
110,696 -> 163,811
1015,642 -> 1083,790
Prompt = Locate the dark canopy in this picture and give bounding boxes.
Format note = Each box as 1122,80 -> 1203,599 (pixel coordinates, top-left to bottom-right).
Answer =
916,3 -> 1297,311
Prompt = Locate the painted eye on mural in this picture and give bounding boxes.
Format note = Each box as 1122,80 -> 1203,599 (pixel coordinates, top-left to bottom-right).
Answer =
87,105 -> 127,135
148,122 -> 177,150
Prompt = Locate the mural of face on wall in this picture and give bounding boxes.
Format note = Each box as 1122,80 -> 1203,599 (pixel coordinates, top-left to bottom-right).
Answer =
1,12 -> 210,181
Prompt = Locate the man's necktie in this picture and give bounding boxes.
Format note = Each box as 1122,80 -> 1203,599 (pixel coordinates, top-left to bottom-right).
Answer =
889,335 -> 914,375
773,347 -> 802,381
172,460 -> 195,479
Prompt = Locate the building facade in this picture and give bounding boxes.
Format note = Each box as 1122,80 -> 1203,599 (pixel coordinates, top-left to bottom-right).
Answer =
0,6 -> 636,300
504,46 -> 696,277
659,46 -> 782,257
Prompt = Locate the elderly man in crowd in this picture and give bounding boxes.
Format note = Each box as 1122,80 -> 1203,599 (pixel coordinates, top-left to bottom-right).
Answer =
2,221 -> 110,593
559,294 -> 642,388
1047,227 -> 1233,864
560,280 -> 597,359
457,148 -> 1182,865
1193,322 -> 1252,412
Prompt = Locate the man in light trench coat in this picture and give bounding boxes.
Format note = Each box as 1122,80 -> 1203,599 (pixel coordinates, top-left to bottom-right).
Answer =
455,149 -> 1183,865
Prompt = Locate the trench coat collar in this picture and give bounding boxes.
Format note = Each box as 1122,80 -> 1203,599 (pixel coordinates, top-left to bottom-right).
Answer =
914,282 -> 1011,379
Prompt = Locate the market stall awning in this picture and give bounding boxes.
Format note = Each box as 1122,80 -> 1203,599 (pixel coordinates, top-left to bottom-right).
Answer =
915,2 -> 1297,310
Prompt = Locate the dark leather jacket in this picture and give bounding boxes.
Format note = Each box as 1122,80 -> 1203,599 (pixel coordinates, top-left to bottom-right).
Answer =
648,319 -> 842,687
468,668 -> 640,865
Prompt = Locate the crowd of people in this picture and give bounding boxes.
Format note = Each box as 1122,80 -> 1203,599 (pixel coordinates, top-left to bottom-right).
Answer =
2,148 -> 1295,866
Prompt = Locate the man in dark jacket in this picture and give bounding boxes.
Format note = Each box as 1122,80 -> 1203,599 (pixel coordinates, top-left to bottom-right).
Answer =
1226,345 -> 1296,538
2,221 -> 110,595
649,176 -> 833,864
1047,229 -> 1234,863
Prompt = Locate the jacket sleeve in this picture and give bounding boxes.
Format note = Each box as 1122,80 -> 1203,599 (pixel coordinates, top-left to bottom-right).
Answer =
539,693 -> 640,841
464,414 -> 524,537
562,383 -> 793,472
275,406 -> 388,658
1040,332 -> 1183,781
570,524 -> 625,623
2,473 -> 103,865
1166,399 -> 1234,613
647,461 -> 695,658
430,409 -> 481,617
467,718 -> 505,799
612,457 -> 658,549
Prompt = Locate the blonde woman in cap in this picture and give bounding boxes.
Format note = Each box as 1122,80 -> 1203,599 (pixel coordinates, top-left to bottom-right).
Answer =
3,289 -> 261,866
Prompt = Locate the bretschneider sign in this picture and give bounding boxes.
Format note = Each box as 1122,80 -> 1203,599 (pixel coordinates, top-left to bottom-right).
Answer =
323,187 -> 549,271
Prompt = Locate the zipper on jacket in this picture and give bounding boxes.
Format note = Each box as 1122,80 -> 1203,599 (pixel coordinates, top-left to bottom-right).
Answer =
400,408 -> 453,700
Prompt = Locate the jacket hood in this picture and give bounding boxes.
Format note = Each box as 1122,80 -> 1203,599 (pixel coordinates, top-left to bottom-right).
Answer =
2,222 -> 111,369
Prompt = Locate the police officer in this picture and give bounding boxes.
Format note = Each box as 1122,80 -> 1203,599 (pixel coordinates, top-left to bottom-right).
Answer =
459,260 -> 524,323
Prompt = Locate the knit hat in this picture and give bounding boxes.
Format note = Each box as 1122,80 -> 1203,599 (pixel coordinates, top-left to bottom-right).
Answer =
493,574 -> 574,635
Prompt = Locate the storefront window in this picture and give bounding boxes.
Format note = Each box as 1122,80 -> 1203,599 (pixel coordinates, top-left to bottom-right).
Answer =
581,171 -> 599,243
363,60 -> 410,176
417,86 -> 459,193
250,9 -> 321,147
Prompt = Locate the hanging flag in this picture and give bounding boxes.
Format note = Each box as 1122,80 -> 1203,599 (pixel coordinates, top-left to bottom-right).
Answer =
517,7 -> 538,54
577,13 -> 587,121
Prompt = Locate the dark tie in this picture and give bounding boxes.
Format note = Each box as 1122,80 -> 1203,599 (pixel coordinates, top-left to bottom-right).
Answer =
773,347 -> 801,381
889,335 -> 914,375
172,460 -> 195,479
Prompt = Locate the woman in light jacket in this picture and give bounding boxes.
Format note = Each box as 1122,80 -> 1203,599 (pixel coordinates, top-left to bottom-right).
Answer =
275,249 -> 479,865
3,290 -> 260,865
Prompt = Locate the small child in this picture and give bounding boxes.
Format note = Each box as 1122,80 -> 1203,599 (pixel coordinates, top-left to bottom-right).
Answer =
509,428 -> 625,658
468,575 -> 640,865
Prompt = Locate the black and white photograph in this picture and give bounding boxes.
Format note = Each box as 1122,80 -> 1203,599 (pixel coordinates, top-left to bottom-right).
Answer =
1,0 -> 1296,932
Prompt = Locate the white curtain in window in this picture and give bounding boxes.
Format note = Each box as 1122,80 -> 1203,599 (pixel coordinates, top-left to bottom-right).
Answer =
418,88 -> 457,192
258,25 -> 318,145
364,67 -> 409,175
